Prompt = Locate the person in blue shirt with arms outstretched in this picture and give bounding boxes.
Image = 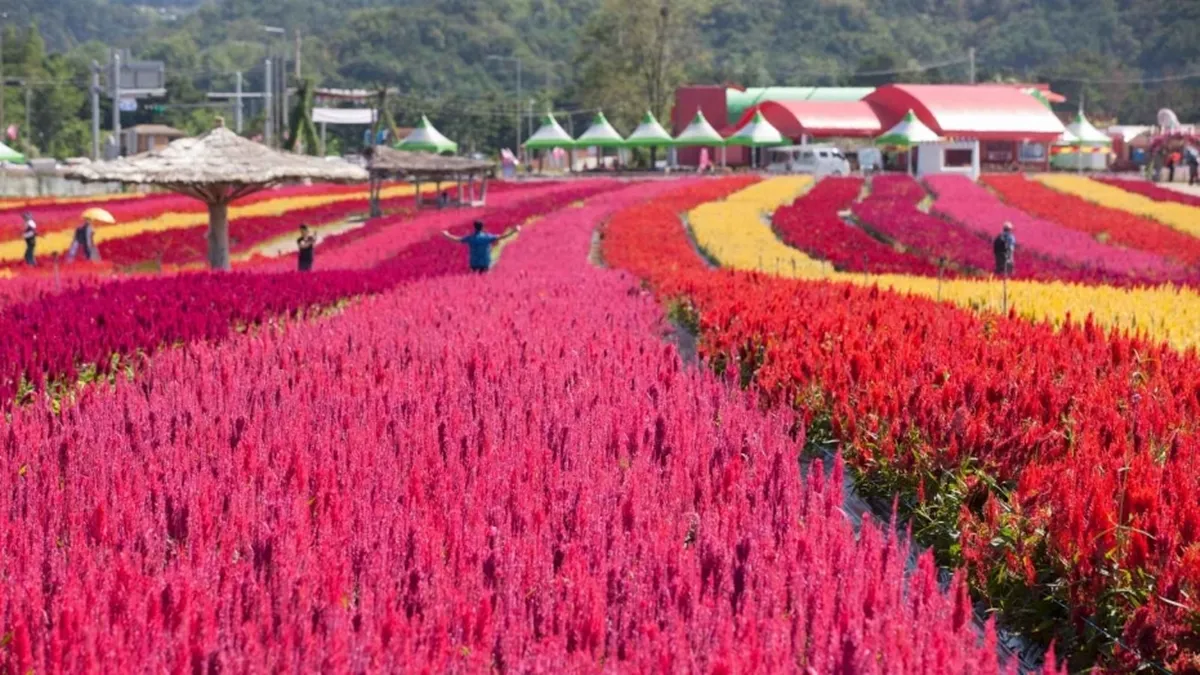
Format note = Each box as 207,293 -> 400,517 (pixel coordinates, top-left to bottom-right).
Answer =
444,220 -> 521,273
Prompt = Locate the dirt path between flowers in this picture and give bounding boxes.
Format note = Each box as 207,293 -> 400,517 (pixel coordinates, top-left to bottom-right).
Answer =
235,216 -> 370,261
1162,182 -> 1200,198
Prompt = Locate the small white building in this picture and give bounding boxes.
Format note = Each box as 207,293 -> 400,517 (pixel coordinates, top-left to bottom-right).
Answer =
915,140 -> 981,180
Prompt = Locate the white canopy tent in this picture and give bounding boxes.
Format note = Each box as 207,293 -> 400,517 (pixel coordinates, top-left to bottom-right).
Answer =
311,108 -> 380,156
1053,111 -> 1112,172
875,110 -> 942,175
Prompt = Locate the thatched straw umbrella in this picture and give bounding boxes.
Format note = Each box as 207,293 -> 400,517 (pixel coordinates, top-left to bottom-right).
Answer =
65,118 -> 368,270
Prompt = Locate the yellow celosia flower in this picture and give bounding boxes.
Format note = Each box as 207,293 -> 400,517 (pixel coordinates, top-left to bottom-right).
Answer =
691,177 -> 1200,352
1035,175 -> 1200,238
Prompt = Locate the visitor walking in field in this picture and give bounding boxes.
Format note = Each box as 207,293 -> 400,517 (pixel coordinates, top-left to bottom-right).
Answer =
66,219 -> 100,263
20,211 -> 37,266
1187,147 -> 1199,186
443,220 -> 520,273
993,222 -> 1015,276
297,224 -> 316,272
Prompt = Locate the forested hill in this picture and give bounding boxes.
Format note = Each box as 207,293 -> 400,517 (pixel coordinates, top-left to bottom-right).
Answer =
2,0 -> 1198,156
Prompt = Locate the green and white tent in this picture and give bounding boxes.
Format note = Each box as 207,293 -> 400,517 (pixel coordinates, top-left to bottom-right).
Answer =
396,115 -> 458,154
1056,127 -> 1081,145
726,111 -> 785,147
624,111 -> 674,147
0,141 -> 26,163
876,110 -> 941,175
1063,111 -> 1112,146
673,111 -> 724,147
875,110 -> 941,148
574,111 -> 625,148
524,113 -> 575,150
1024,88 -> 1053,110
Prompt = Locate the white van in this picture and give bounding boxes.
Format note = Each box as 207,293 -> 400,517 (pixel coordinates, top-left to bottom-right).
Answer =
766,145 -> 852,176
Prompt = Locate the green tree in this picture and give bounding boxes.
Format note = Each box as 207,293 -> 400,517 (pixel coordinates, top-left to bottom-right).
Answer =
33,55 -> 90,158
573,0 -> 712,130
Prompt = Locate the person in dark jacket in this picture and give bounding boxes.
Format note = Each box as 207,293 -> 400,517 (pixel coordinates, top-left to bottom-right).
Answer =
297,224 -> 316,272
65,219 -> 99,262
1187,148 -> 1199,186
443,220 -> 520,273
993,222 -> 1015,276
20,211 -> 37,266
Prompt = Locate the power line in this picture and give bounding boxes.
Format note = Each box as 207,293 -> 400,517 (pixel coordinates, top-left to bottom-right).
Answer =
1048,70 -> 1200,84
770,55 -> 972,80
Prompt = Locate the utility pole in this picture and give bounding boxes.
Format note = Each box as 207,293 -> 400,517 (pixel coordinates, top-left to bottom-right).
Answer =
516,59 -> 522,159
91,61 -> 101,159
487,55 -> 522,157
263,58 -> 273,146
967,47 -> 976,85
261,26 -> 285,146
279,56 -> 288,143
234,71 -> 243,133
24,84 -> 30,140
291,28 -> 302,146
528,98 -> 534,146
111,50 -> 122,157
0,12 -> 7,134
1077,87 -> 1085,175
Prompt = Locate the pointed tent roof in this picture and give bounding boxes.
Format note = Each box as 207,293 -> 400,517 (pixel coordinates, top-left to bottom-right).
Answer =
524,113 -> 575,150
575,112 -> 625,148
1056,127 -> 1081,145
625,111 -> 674,147
875,110 -> 941,147
0,141 -> 26,163
674,111 -> 724,147
1064,111 -> 1112,145
397,115 -> 459,154
726,111 -> 785,147
1023,88 -> 1053,110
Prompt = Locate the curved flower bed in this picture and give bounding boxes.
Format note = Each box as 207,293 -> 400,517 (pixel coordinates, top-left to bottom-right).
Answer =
605,180 -> 1200,672
0,189 -> 1056,671
773,177 -> 940,276
927,175 -> 1183,281
0,182 -> 623,406
1093,176 -> 1200,208
984,174 -> 1200,267
849,175 -> 1077,277
1037,174 -> 1200,237
0,183 -> 377,244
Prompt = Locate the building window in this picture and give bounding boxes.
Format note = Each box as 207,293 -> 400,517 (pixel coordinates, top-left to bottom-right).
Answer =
944,149 -> 974,167
1019,141 -> 1047,162
983,141 -> 1014,163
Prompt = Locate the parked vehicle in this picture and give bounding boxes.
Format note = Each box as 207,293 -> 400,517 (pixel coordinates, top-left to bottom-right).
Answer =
766,144 -> 852,176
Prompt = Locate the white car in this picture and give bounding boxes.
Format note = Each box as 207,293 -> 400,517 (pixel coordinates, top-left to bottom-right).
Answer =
767,144 -> 851,176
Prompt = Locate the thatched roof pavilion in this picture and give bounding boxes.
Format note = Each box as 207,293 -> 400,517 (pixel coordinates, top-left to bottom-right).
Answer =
363,145 -> 495,216
65,118 -> 368,270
